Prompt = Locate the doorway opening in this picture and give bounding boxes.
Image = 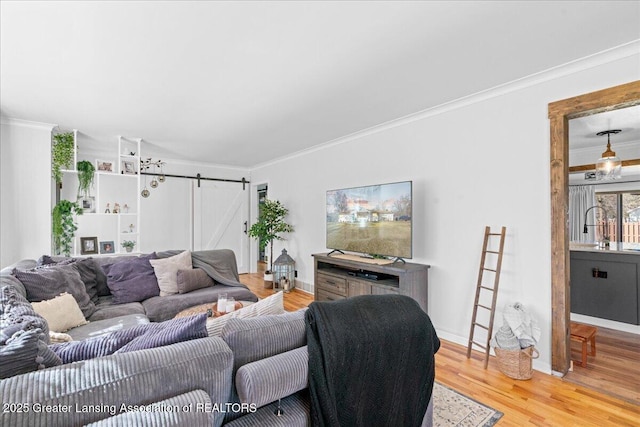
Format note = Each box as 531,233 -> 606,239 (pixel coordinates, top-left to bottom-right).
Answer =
548,81 -> 640,378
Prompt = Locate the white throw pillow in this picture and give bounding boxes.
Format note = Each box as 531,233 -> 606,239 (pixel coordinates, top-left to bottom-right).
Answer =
149,250 -> 193,296
32,293 -> 88,333
207,291 -> 285,337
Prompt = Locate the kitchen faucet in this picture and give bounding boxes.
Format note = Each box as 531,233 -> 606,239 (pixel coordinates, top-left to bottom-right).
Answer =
583,205 -> 610,246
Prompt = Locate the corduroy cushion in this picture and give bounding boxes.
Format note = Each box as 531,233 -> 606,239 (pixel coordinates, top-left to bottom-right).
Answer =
35,256 -> 101,304
236,345 -> 309,408
221,307 -> 307,371
0,285 -> 62,378
50,313 -> 208,363
32,293 -> 88,332
84,389 -> 214,427
12,263 -> 96,318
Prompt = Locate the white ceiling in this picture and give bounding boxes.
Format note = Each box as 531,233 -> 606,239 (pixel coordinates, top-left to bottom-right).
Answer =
569,105 -> 640,150
2,1 -> 639,168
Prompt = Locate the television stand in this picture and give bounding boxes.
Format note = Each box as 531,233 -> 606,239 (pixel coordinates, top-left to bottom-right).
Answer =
313,253 -> 430,313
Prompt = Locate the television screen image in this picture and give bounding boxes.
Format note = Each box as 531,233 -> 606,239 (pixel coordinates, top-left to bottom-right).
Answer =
326,181 -> 412,259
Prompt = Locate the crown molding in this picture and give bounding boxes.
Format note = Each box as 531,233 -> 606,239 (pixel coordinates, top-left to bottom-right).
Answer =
0,116 -> 56,131
252,39 -> 640,170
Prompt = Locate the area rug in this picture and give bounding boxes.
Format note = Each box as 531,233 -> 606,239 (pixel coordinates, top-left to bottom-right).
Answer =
433,382 -> 503,427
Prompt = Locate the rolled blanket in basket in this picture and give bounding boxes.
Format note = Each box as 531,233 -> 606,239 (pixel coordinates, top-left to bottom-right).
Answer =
502,302 -> 541,348
490,325 -> 520,350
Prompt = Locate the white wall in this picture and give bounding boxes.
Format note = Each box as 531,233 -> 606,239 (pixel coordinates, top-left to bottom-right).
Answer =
0,118 -> 54,267
250,46 -> 640,373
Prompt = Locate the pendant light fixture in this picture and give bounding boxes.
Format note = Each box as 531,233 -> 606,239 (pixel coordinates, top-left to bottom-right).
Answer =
595,129 -> 622,181
149,165 -> 159,188
141,176 -> 150,198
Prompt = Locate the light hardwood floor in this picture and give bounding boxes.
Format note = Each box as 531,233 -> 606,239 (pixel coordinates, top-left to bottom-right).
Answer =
239,272 -> 640,426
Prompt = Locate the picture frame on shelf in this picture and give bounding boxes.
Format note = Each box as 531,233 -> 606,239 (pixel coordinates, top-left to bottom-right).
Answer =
121,159 -> 137,175
99,241 -> 115,254
80,237 -> 98,255
78,196 -> 96,213
96,159 -> 115,173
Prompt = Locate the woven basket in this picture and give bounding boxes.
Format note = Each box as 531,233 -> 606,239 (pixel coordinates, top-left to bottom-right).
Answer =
494,346 -> 539,380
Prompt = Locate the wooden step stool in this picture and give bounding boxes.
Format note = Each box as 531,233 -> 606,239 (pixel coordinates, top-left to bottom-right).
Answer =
570,322 -> 597,367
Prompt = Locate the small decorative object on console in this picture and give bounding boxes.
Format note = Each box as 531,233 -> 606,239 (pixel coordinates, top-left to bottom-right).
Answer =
273,249 -> 295,293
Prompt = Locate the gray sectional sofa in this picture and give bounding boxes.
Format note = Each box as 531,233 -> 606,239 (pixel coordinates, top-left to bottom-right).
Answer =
1,250 -> 435,426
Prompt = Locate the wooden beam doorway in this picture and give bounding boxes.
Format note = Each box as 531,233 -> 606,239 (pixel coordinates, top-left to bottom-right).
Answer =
548,80 -> 640,374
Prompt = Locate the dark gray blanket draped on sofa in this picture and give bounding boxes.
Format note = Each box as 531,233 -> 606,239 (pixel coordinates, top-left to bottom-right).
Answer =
305,294 -> 440,427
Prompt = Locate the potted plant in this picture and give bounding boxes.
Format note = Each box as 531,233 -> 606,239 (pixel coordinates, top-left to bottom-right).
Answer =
248,199 -> 294,286
121,240 -> 136,253
52,200 -> 83,256
52,132 -> 75,184
76,160 -> 95,198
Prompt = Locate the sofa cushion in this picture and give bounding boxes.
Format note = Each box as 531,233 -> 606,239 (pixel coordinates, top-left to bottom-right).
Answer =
221,307 -> 307,371
88,296 -> 146,321
142,285 -> 258,323
32,292 -> 88,332
149,250 -> 192,296
177,268 -> 214,293
51,313 -> 208,363
235,345 -> 308,408
0,285 -> 62,378
67,314 -> 150,341
12,263 -> 96,318
84,390 -> 214,427
104,253 -> 160,304
36,256 -> 102,304
208,291 -> 286,337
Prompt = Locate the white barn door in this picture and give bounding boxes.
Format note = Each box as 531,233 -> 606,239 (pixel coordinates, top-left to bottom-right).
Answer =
193,181 -> 249,273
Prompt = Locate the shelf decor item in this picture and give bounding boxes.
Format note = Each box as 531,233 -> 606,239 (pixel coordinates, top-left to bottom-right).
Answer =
96,159 -> 114,173
52,132 -> 75,184
80,237 -> 98,255
78,196 -> 96,213
121,160 -> 137,175
248,199 -> 294,284
100,241 -> 115,254
76,160 -> 95,198
121,240 -> 136,253
52,200 -> 83,256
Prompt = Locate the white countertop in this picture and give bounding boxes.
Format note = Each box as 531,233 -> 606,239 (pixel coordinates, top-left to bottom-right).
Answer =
570,242 -> 640,255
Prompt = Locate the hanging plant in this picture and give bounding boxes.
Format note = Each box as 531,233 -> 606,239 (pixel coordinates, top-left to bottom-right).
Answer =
52,132 -> 75,184
248,199 -> 294,273
76,160 -> 95,198
52,200 -> 83,256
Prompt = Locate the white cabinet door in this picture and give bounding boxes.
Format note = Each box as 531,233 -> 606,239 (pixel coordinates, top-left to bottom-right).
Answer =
193,181 -> 249,273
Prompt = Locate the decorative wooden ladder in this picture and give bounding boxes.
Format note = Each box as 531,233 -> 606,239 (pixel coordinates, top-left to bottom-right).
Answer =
467,226 -> 506,369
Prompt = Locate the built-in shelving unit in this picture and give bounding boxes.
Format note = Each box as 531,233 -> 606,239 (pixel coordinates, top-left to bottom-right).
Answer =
56,132 -> 143,256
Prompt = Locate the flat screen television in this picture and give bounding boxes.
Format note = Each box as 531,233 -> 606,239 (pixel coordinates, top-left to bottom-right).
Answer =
326,180 -> 412,259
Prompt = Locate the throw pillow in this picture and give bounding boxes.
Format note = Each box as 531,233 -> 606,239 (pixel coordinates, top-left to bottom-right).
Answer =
0,285 -> 62,378
12,263 -> 96,318
176,268 -> 214,294
105,253 -> 160,304
207,291 -> 285,337
35,256 -> 100,304
50,313 -> 207,364
0,329 -> 62,379
32,293 -> 88,333
149,250 -> 192,296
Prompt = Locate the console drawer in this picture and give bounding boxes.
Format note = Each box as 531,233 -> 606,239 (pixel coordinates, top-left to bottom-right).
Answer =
317,288 -> 346,302
316,273 -> 347,296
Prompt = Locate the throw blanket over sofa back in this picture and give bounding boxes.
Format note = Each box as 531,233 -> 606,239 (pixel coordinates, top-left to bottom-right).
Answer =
305,294 -> 440,427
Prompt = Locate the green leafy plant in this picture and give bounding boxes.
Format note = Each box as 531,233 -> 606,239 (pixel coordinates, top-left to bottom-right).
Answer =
121,240 -> 136,251
52,132 -> 75,184
52,200 -> 83,256
248,199 -> 294,272
76,160 -> 95,198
